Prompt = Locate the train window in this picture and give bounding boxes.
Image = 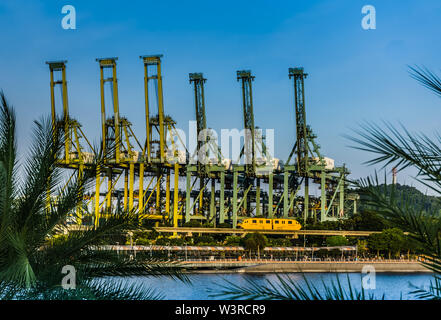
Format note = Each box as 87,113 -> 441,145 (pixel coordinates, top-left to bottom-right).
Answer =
274,221 -> 279,224
259,220 -> 263,224
252,220 -> 257,223
266,220 -> 270,224
288,221 -> 292,224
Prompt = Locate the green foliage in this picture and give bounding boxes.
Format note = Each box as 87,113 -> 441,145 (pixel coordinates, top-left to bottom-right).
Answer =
268,238 -> 292,247
168,238 -> 186,246
130,230 -> 159,245
91,232 -> 128,245
382,228 -> 406,257
217,222 -> 232,229
305,211 -> 387,231
146,229 -> 159,240
0,92 -> 187,300
325,236 -> 348,247
201,222 -> 214,228
183,220 -> 203,227
351,211 -> 388,231
356,239 -> 368,255
155,237 -> 169,245
140,235 -> 189,247
367,233 -> 387,255
240,233 -> 267,252
193,235 -> 216,246
367,228 -> 406,258
132,237 -> 151,245
224,236 -> 241,246
357,184 -> 441,218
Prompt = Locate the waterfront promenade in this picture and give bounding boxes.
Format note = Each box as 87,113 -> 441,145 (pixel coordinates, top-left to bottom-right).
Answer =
93,245 -> 430,273
180,259 -> 431,273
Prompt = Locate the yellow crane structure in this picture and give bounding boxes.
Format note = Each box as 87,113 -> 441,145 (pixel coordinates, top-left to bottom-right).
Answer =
47,60 -> 95,224
140,55 -> 185,231
47,56 -> 358,232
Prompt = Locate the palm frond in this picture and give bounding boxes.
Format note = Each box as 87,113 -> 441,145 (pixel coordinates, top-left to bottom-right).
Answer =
355,173 -> 441,256
0,92 -> 189,299
14,117 -> 63,230
408,65 -> 441,98
409,275 -> 441,300
0,230 -> 36,288
0,91 -> 18,259
346,122 -> 441,195
210,274 -> 382,300
80,277 -> 164,300
2,277 -> 164,300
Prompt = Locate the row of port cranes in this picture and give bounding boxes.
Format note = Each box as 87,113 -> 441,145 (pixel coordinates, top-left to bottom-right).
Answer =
46,55 -> 359,230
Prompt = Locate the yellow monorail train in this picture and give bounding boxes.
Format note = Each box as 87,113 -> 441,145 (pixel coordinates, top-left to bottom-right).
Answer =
237,218 -> 302,231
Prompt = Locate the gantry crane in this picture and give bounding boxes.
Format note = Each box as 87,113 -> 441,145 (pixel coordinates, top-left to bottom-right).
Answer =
46,57 -> 356,232
140,55 -> 185,232
286,67 -> 352,223
95,57 -> 143,226
189,73 -> 208,219
231,70 -> 278,227
140,55 -> 166,219
47,60 -> 95,224
185,73 -> 227,225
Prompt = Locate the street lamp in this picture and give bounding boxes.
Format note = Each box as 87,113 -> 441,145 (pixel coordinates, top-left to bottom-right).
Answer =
128,231 -> 133,247
134,240 -> 137,259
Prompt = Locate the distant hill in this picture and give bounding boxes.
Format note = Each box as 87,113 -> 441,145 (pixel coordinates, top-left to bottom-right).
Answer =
357,183 -> 441,215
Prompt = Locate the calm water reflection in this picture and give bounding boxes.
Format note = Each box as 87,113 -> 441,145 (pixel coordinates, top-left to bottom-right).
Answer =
117,272 -> 434,300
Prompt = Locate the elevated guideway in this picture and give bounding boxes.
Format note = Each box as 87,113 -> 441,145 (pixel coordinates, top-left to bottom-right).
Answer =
153,227 -> 380,237
67,225 -> 382,237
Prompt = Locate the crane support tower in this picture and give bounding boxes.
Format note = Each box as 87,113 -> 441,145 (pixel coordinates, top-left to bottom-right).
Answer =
46,56 -> 358,232
47,60 -> 95,225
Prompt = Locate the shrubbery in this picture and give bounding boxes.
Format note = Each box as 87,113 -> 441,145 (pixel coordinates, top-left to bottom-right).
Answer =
193,235 -> 217,246
154,237 -> 188,246
367,228 -> 407,258
217,222 -> 232,229
268,238 -> 292,247
224,235 -> 241,246
183,220 -> 203,228
240,232 -> 268,252
326,235 -> 349,247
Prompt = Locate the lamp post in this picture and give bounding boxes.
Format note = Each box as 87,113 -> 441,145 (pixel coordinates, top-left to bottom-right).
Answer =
128,231 -> 133,247
134,240 -> 137,259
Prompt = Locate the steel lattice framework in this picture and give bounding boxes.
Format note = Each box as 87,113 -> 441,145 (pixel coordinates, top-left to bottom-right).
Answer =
46,56 -> 359,231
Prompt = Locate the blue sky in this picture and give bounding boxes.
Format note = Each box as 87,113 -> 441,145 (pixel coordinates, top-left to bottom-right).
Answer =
0,0 -> 440,190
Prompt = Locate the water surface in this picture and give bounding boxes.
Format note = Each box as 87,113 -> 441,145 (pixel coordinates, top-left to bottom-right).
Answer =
119,272 -> 435,300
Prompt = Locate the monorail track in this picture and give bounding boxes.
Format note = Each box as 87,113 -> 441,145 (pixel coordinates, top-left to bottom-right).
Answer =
153,227 -> 380,237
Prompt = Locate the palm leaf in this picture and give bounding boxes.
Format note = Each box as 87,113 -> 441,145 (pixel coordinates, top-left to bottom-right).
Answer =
0,92 -> 189,299
210,274 -> 382,300
408,65 -> 441,98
